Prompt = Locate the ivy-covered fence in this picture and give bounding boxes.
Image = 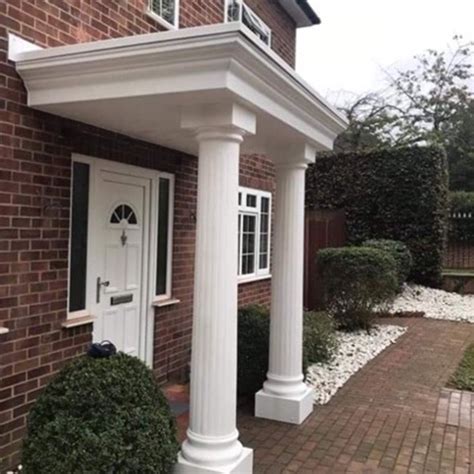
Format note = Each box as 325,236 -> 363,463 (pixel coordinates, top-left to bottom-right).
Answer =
306,146 -> 449,287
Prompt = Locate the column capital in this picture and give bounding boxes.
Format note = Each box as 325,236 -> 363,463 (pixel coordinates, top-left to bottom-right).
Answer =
269,143 -> 317,168
181,102 -> 257,138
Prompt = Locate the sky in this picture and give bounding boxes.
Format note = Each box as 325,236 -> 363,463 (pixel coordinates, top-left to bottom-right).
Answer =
296,0 -> 474,106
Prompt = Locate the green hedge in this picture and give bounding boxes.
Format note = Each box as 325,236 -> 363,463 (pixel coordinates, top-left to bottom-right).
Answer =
363,239 -> 413,288
318,247 -> 399,331
449,192 -> 474,242
22,353 -> 178,474
306,146 -> 449,287
237,306 -> 338,396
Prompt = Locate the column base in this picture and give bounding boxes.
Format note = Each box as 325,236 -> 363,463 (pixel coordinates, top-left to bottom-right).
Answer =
255,386 -> 313,424
174,448 -> 253,474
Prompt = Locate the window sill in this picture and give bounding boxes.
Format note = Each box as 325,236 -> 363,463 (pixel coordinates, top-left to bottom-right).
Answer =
152,297 -> 181,308
0,327 -> 9,335
238,274 -> 272,285
62,315 -> 95,329
146,10 -> 178,30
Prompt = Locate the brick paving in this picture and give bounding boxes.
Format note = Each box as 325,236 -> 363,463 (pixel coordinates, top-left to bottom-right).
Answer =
238,318 -> 474,473
166,318 -> 474,473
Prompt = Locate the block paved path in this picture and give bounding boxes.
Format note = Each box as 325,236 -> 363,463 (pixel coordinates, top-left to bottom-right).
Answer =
238,318 -> 474,473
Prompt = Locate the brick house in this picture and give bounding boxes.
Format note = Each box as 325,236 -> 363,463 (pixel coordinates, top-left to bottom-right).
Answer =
0,1 -> 347,472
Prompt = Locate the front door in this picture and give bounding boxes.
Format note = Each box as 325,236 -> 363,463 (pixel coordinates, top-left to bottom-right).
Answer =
91,168 -> 151,356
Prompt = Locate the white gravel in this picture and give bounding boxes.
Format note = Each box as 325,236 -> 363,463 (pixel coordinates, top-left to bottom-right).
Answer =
391,284 -> 474,323
306,325 -> 406,405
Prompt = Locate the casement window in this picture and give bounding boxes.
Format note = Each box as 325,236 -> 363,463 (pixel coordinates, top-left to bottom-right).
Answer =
238,187 -> 272,281
148,0 -> 179,29
155,175 -> 174,301
225,0 -> 272,47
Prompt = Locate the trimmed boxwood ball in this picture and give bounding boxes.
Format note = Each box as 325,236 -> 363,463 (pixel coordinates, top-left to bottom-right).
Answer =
363,239 -> 413,288
22,353 -> 179,474
318,247 -> 398,331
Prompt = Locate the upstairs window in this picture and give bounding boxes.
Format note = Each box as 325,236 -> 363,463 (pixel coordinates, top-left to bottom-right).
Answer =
225,0 -> 272,47
148,0 -> 179,29
238,187 -> 272,281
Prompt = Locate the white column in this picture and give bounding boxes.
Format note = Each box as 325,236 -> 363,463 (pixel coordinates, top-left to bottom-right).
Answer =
255,144 -> 315,425
175,104 -> 255,474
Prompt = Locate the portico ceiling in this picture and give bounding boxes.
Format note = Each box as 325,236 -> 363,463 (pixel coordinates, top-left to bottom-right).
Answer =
12,23 -> 348,158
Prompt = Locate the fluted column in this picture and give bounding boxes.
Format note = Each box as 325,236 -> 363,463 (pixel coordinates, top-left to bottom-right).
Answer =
175,104 -> 255,474
255,144 -> 315,425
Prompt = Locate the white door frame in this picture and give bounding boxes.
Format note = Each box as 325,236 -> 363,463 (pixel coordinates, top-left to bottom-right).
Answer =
71,153 -> 170,367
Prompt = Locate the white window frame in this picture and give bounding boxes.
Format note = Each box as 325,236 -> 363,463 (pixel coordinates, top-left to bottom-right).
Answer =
152,173 -> 175,303
224,0 -> 272,47
238,187 -> 272,284
147,0 -> 180,30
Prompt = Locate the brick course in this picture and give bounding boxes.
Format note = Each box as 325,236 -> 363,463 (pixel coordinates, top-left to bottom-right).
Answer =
0,0 -> 295,469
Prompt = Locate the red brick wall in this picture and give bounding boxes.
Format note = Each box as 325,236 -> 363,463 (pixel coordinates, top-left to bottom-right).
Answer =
0,0 -> 294,468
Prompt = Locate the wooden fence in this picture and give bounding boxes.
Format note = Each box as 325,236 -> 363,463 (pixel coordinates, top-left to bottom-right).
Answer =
304,209 -> 347,310
444,212 -> 474,270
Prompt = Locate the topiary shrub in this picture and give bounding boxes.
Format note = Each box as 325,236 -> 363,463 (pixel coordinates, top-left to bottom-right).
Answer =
237,305 -> 270,397
303,312 -> 338,370
22,353 -> 179,474
363,239 -> 413,288
318,247 -> 398,331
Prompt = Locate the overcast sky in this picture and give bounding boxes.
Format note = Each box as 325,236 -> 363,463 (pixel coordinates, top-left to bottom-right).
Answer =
296,0 -> 474,106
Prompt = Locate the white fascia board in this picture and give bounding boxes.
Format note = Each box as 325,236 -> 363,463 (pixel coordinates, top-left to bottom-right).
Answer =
14,23 -> 348,149
278,0 -> 314,27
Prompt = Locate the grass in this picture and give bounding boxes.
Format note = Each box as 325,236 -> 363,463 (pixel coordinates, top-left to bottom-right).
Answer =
450,343 -> 474,391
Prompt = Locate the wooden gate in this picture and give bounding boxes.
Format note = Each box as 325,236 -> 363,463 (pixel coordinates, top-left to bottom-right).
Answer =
304,209 -> 347,310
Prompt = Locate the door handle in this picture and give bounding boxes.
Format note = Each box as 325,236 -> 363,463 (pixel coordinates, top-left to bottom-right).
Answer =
96,277 -> 110,303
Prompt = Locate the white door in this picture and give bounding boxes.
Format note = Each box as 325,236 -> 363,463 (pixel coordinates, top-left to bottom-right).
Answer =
91,169 -> 150,356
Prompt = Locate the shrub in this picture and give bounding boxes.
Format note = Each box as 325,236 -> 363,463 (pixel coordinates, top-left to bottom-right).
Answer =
363,239 -> 413,288
303,312 -> 338,370
237,305 -> 270,397
237,306 -> 339,395
318,247 -> 399,331
306,145 -> 449,287
22,353 -> 179,474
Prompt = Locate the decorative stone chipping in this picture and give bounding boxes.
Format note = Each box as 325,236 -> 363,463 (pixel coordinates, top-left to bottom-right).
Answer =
0,0 -> 297,469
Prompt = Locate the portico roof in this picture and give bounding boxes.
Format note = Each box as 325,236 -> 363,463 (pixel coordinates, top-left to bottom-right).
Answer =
12,23 -> 347,157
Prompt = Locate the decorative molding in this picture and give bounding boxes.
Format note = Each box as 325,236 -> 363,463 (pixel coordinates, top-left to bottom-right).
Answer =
7,33 -> 42,62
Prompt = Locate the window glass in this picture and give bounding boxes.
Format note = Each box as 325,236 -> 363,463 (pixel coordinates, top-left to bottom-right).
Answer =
156,178 -> 170,296
150,0 -> 177,26
259,196 -> 270,270
69,162 -> 89,312
241,214 -> 256,275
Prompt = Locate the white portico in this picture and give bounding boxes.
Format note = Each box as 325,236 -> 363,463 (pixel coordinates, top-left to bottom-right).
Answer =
11,23 -> 347,474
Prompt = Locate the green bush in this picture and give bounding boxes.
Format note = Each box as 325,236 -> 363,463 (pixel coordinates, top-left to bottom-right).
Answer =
22,353 -> 178,474
318,247 -> 399,331
303,312 -> 338,370
306,145 -> 449,287
237,306 -> 339,395
449,191 -> 474,242
237,305 -> 270,397
363,239 -> 413,287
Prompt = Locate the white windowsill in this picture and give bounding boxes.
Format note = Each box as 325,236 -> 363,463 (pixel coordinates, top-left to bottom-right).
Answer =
238,274 -> 272,285
146,10 -> 178,30
0,327 -> 9,335
62,315 -> 95,329
152,297 -> 181,308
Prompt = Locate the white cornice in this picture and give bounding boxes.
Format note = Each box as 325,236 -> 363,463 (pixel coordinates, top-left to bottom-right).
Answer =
13,24 -> 347,154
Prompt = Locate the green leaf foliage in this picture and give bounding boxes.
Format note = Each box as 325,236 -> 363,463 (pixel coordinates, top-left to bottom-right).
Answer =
363,239 -> 413,288
237,306 -> 338,395
306,145 -> 449,287
317,247 -> 399,332
450,343 -> 474,391
22,353 -> 179,474
449,191 -> 474,242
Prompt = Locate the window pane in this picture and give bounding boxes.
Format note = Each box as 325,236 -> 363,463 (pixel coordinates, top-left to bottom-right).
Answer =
246,194 -> 257,208
150,0 -> 175,24
156,178 -> 170,295
69,162 -> 89,312
240,214 -> 256,275
259,196 -> 270,270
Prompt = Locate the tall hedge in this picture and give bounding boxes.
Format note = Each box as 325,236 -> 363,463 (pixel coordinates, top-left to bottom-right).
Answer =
306,146 -> 449,287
